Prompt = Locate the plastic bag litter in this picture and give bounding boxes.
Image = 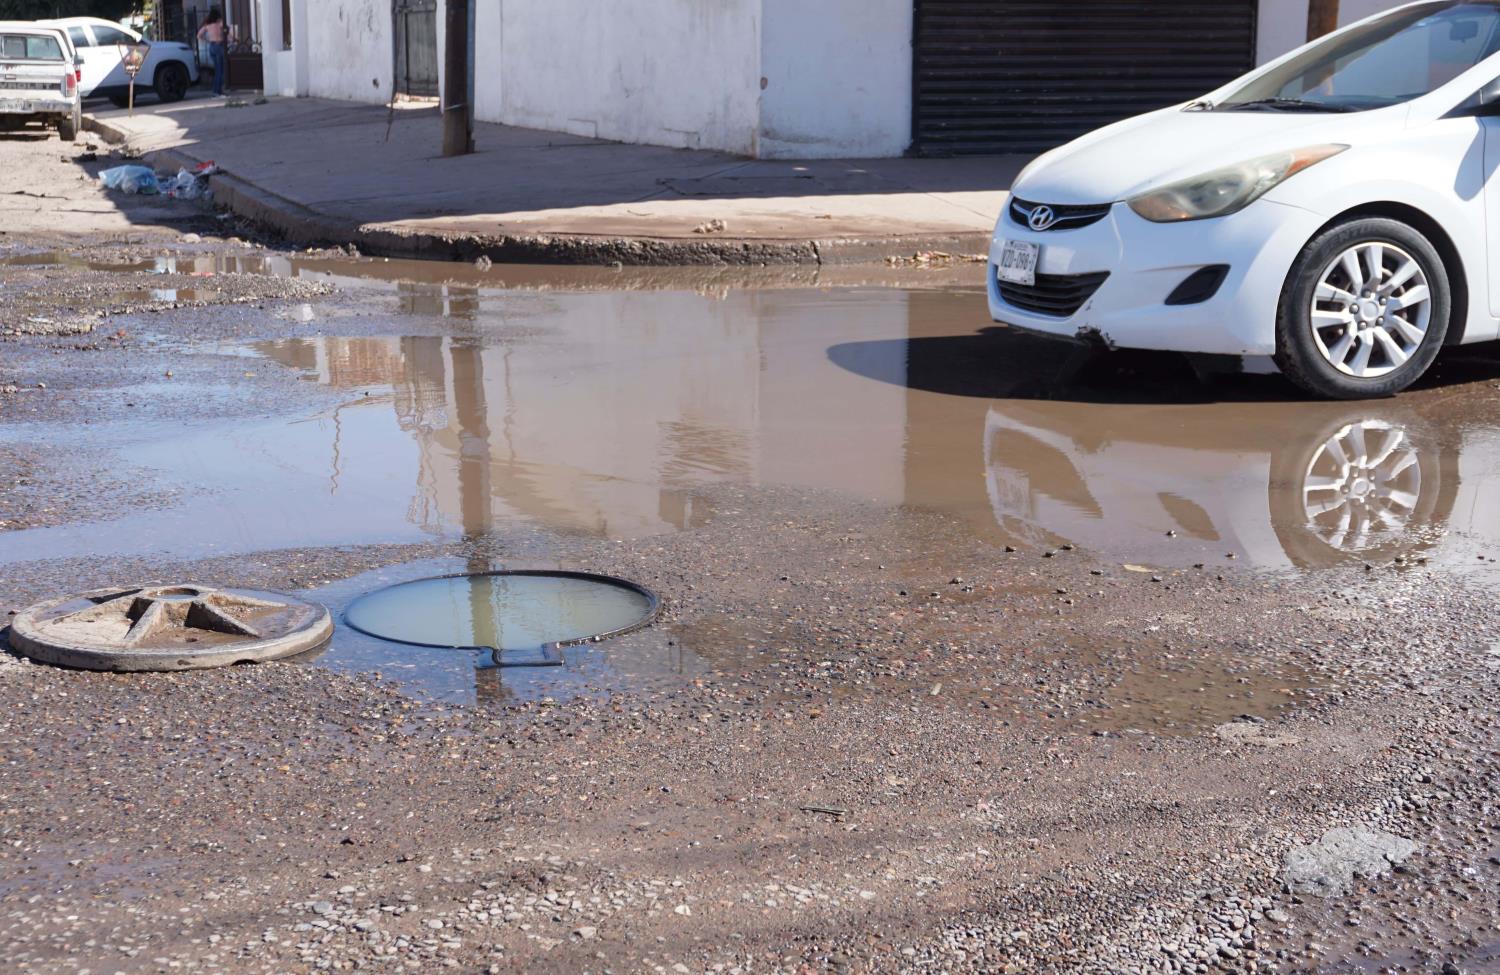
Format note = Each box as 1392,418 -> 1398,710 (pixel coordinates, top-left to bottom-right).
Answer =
161,168 -> 208,200
98,164 -> 159,195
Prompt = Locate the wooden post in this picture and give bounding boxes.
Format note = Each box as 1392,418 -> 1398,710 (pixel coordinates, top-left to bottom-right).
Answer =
1307,0 -> 1339,42
441,0 -> 472,157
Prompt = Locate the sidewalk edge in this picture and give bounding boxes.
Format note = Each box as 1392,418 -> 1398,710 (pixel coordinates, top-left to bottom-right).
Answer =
83,114 -> 993,266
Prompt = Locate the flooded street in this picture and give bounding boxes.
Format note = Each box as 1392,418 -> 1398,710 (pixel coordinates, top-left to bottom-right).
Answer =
6,183 -> 1500,972
13,254 -> 1500,577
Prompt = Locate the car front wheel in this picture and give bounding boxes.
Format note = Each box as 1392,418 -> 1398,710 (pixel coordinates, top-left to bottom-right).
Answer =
1274,217 -> 1450,399
154,62 -> 190,103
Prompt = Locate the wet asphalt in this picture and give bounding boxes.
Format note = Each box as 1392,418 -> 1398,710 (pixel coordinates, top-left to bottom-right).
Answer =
2,134 -> 1500,974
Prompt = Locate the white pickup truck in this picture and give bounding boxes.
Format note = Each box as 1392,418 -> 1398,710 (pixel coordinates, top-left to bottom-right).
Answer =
0,23 -> 81,142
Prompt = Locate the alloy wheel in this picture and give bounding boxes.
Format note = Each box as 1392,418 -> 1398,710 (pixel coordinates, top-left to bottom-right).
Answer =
1308,241 -> 1431,379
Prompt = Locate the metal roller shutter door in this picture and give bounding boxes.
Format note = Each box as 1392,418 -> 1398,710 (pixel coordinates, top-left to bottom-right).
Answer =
912,0 -> 1259,156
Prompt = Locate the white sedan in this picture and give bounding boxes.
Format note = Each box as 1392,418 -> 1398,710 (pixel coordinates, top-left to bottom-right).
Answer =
44,17 -> 197,105
988,0 -> 1500,398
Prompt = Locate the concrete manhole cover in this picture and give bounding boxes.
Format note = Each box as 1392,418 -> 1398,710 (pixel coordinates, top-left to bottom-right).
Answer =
7,584 -> 333,671
343,570 -> 661,666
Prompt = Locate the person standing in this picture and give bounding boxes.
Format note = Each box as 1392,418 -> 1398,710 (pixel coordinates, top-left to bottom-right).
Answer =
198,9 -> 227,96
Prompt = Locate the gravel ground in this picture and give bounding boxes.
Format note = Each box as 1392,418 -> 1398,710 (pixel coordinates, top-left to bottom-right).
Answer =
2,128 -> 1500,975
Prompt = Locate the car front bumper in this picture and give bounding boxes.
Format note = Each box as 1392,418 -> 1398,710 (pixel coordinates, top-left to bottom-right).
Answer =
986,198 -> 1325,356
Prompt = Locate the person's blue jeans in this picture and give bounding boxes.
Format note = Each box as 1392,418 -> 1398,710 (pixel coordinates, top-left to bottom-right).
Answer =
209,41 -> 225,95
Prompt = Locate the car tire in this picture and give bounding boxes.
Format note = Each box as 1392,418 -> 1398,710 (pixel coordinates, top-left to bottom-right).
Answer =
57,114 -> 77,143
154,62 -> 190,103
1274,217 -> 1450,399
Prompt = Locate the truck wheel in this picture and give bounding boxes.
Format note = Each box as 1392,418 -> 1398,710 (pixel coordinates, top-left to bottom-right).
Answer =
155,62 -> 190,103
57,115 -> 77,143
1274,217 -> 1449,399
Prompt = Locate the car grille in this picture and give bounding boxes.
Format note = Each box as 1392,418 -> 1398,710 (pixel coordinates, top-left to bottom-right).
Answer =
998,271 -> 1110,318
1009,197 -> 1112,232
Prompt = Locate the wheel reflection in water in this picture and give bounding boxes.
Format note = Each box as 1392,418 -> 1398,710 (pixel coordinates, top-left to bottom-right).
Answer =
1302,420 -> 1421,552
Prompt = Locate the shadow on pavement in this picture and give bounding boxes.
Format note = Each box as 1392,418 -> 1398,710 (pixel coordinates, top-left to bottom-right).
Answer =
827,325 -> 1300,405
830,323 -> 1500,406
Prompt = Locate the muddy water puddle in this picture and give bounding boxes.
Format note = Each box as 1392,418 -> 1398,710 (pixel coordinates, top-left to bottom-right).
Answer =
8,286 -> 1498,573
7,269 -> 1500,710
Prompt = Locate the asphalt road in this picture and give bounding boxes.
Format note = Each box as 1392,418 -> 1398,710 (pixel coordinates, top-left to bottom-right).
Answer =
2,130 -> 1500,975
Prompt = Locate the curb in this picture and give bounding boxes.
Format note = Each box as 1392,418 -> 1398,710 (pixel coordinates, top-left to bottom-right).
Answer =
83,115 -> 994,267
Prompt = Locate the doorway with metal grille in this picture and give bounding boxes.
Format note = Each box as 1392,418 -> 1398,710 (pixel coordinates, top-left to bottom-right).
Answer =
911,0 -> 1259,156
395,0 -> 439,97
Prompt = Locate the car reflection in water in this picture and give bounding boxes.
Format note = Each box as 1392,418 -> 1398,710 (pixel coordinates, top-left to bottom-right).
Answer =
982,399 -> 1468,572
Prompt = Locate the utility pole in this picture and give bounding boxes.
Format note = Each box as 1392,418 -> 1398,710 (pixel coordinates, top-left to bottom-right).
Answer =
1307,0 -> 1339,42
441,0 -> 473,156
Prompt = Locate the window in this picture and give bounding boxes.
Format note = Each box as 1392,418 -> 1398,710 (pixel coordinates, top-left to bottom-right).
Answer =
67,26 -> 89,49
1218,1 -> 1500,111
91,26 -> 133,48
0,34 -> 65,60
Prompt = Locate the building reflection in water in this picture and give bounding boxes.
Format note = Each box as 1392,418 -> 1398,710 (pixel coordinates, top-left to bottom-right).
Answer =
251,288 -> 914,543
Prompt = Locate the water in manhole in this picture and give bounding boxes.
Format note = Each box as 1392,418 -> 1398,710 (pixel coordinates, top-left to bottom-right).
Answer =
342,571 -> 660,666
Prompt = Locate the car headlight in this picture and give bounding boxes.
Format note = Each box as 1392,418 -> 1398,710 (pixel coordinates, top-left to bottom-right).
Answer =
1127,145 -> 1348,223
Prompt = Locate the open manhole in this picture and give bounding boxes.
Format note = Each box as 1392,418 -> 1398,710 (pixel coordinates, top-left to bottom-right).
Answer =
8,584 -> 333,671
343,570 -> 661,666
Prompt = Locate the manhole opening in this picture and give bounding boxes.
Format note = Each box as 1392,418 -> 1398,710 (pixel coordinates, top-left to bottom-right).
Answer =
342,570 -> 661,668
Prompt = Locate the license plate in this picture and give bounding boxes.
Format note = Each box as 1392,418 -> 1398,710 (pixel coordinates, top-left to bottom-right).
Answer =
997,240 -> 1039,287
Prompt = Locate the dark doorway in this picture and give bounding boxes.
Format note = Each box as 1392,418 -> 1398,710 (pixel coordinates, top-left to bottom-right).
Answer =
911,0 -> 1259,155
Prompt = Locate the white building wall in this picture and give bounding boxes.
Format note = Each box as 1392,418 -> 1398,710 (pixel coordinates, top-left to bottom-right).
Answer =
758,0 -> 911,158
472,0 -> 502,123
1257,0 -> 1309,63
303,0 -> 392,103
479,0 -> 762,154
259,0 -> 299,98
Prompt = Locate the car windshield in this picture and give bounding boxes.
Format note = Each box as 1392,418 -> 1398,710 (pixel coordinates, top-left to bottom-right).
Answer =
0,33 -> 64,60
1216,1 -> 1500,112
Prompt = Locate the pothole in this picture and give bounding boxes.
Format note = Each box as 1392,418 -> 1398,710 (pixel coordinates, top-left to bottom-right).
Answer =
342,570 -> 661,667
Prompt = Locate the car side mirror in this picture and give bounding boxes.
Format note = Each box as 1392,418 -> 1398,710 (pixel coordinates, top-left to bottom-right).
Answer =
1452,77 -> 1500,117
1481,76 -> 1500,107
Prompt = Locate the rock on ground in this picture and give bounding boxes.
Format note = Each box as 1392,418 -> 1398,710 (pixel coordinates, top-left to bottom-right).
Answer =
1282,827 -> 1419,897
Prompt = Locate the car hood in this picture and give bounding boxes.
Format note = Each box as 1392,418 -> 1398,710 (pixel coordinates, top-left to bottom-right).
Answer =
1011,106 -> 1394,205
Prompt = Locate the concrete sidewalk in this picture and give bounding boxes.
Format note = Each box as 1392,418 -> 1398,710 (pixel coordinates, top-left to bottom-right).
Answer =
84,95 -> 1016,265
